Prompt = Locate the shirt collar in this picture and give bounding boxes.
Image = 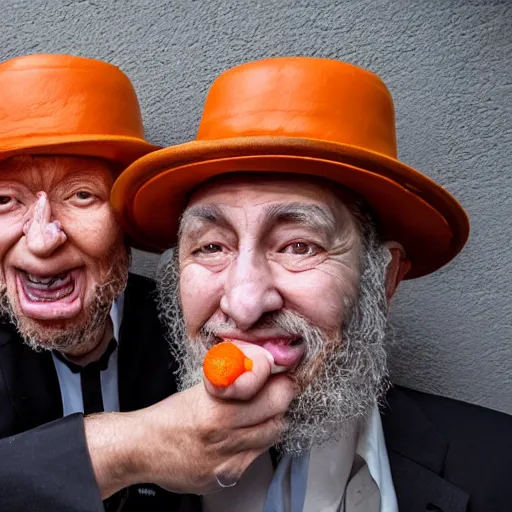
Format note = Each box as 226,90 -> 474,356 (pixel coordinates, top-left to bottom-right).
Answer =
356,406 -> 398,511
110,291 -> 124,344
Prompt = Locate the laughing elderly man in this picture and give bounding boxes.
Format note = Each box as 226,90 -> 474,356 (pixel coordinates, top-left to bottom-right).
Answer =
0,54 -> 294,512
113,57 -> 512,511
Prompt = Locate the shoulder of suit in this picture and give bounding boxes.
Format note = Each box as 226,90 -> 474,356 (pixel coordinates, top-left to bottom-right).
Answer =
0,322 -> 18,348
125,272 -> 158,304
123,272 -> 163,332
127,272 -> 157,292
389,385 -> 512,431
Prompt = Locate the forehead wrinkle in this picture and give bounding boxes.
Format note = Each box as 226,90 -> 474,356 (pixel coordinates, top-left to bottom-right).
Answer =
61,170 -> 112,190
179,204 -> 231,242
263,202 -> 337,241
0,157 -> 114,191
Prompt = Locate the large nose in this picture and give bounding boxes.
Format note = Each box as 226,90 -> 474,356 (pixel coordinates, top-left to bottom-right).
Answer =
220,250 -> 283,331
23,192 -> 67,258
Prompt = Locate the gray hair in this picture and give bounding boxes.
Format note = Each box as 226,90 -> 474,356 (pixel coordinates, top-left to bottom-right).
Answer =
156,194 -> 394,455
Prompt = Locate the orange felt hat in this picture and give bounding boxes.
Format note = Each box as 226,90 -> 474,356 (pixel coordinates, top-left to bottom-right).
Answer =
0,53 -> 159,164
111,57 -> 469,278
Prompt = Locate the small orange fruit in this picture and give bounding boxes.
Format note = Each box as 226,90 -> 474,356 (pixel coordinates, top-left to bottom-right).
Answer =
203,341 -> 253,387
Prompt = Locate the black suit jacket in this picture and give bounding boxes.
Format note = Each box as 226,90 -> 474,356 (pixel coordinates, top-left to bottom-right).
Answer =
0,273 -> 184,512
183,386 -> 512,512
382,385 -> 512,512
1,273 -> 511,512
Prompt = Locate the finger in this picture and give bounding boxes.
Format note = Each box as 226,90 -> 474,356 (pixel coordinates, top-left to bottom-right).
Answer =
22,217 -> 32,236
24,193 -> 67,252
231,414 -> 285,452
241,375 -> 298,425
221,374 -> 298,428
45,219 -> 67,245
34,192 -> 51,225
23,193 -> 49,237
230,340 -> 287,376
204,341 -> 274,401
208,449 -> 270,495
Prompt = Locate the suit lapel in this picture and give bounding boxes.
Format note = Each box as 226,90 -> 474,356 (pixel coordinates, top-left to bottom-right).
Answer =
117,275 -> 147,411
117,274 -> 178,412
387,452 -> 468,512
381,386 -> 469,512
116,274 -> 189,511
0,323 -> 62,432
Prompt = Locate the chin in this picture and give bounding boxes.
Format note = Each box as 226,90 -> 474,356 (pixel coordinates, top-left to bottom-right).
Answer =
2,286 -> 103,354
15,308 -> 87,348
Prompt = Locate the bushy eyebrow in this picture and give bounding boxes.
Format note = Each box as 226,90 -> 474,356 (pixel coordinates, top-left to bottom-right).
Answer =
178,204 -> 230,241
263,203 -> 336,240
179,202 -> 337,243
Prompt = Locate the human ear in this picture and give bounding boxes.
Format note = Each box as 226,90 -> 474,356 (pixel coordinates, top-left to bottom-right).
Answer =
383,241 -> 411,303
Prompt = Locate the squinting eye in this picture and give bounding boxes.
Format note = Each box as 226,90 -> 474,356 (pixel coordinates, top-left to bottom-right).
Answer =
69,191 -> 97,206
0,196 -> 12,205
76,191 -> 92,200
282,242 -> 320,256
195,243 -> 223,254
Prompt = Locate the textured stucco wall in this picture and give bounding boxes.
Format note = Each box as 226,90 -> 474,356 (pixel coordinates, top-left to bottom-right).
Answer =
1,0 -> 511,414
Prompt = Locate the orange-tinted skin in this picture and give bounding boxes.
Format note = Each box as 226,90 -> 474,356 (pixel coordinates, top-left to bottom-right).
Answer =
203,342 -> 253,387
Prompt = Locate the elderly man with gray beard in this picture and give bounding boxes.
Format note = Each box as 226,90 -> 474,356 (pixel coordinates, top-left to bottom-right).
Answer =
112,57 -> 512,512
0,54 -> 297,512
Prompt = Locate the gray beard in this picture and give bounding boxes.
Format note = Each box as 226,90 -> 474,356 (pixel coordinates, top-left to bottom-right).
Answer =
157,228 -> 391,456
0,246 -> 130,355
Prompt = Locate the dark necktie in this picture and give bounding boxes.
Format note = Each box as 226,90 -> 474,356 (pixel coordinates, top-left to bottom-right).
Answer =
54,338 -> 117,415
54,339 -> 127,511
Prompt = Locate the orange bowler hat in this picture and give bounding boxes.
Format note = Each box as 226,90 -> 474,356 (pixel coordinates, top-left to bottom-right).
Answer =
111,57 -> 469,278
0,53 -> 159,164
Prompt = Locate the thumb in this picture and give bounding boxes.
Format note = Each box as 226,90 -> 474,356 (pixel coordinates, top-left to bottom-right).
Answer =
204,341 -> 284,401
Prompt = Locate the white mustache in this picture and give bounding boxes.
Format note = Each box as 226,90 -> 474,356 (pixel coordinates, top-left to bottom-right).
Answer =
157,226 -> 392,456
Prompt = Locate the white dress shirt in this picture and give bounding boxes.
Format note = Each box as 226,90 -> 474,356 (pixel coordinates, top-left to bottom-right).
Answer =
51,293 -> 124,415
355,407 -> 398,511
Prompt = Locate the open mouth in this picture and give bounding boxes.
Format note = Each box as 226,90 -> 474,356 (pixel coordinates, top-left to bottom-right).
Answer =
261,337 -> 305,367
20,271 -> 74,301
15,268 -> 84,320
216,335 -> 305,368
288,338 -> 302,347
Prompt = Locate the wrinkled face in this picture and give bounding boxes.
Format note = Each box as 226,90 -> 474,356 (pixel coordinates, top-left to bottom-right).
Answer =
179,175 -> 362,365
0,155 -> 130,355
158,173 -> 392,454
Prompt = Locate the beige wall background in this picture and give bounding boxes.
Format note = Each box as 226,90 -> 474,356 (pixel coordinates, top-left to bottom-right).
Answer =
1,0 -> 511,414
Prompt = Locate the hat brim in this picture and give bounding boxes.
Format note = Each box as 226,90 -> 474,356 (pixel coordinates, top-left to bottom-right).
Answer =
111,136 -> 469,279
0,134 -> 160,165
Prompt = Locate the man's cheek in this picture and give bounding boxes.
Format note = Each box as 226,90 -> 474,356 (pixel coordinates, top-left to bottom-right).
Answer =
0,259 -> 10,285
82,239 -> 126,283
180,289 -> 205,336
1,269 -> 17,300
180,272 -> 220,336
66,208 -> 122,256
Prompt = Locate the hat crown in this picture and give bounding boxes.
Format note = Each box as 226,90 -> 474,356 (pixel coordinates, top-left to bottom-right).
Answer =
197,57 -> 397,158
0,54 -> 145,144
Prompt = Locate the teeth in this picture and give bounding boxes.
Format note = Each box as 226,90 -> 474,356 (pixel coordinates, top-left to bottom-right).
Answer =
25,272 -> 68,286
27,274 -> 54,284
25,283 -> 74,302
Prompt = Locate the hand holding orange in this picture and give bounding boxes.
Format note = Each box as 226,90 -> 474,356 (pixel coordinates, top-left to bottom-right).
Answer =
203,342 -> 254,387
